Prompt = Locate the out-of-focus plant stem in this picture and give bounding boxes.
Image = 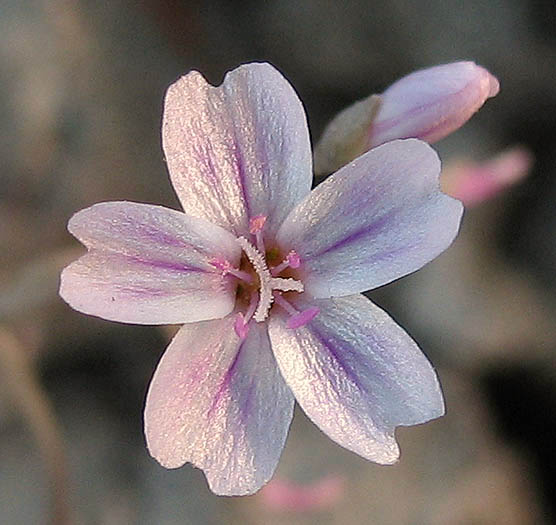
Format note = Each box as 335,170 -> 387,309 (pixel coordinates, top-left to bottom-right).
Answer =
0,327 -> 71,525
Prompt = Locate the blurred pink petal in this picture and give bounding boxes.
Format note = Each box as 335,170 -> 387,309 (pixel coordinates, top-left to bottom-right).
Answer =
442,147 -> 533,206
260,475 -> 346,512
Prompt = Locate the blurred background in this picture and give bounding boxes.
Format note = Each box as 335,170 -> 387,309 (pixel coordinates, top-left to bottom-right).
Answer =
1,0 -> 555,523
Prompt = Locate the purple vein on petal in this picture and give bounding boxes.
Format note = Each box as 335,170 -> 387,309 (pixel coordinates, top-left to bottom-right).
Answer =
132,223 -> 196,249
228,122 -> 252,219
115,286 -> 172,297
195,140 -> 243,233
308,209 -> 397,259
308,324 -> 365,395
108,252 -> 210,274
299,305 -> 416,425
207,340 -> 246,418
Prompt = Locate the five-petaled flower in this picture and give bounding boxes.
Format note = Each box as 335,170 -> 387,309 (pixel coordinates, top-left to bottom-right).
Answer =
60,63 -> 464,495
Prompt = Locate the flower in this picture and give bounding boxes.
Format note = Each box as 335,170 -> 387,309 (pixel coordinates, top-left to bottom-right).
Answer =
441,146 -> 532,206
260,475 -> 346,512
59,63 -> 463,495
314,61 -> 500,176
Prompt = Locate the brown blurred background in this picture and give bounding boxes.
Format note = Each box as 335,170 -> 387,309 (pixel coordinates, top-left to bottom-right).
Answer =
1,0 -> 555,523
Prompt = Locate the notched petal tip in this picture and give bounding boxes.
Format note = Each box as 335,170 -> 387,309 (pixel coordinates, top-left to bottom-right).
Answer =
280,138 -> 464,298
163,61 -> 312,237
269,295 -> 445,466
144,319 -> 294,497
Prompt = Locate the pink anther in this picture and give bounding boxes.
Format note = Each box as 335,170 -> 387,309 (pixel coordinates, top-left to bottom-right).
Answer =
234,313 -> 250,340
209,258 -> 253,283
249,215 -> 267,253
271,250 -> 301,276
287,307 -> 320,329
249,214 -> 267,234
286,251 -> 301,269
210,257 -> 232,273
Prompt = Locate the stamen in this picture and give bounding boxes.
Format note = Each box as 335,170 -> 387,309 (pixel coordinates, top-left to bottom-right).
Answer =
234,313 -> 250,340
271,250 -> 301,276
273,292 -> 298,316
209,258 -> 253,283
273,292 -> 319,329
244,290 -> 258,323
249,215 -> 267,254
234,290 -> 259,341
249,215 -> 267,234
287,307 -> 320,329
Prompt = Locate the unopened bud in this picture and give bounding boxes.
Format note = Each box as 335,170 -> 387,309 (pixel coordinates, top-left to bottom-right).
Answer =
314,62 -> 499,176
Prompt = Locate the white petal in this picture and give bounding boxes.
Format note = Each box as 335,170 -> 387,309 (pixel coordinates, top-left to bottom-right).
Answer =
268,295 -> 444,464
60,201 -> 240,324
144,317 -> 294,495
276,139 -> 463,297
163,63 -> 312,237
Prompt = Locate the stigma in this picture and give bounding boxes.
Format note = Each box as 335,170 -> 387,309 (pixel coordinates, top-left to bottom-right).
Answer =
236,237 -> 303,322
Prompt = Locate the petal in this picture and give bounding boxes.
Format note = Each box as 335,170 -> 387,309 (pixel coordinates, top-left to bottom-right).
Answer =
60,201 -> 240,324
370,61 -> 499,148
163,62 -> 312,237
276,139 -> 464,297
268,294 -> 444,464
144,317 -> 295,495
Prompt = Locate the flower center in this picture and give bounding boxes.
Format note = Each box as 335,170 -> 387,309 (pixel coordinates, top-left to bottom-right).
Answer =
236,236 -> 303,322
210,215 -> 319,339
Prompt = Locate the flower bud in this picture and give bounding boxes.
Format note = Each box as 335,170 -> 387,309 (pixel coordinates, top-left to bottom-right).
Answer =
314,62 -> 499,176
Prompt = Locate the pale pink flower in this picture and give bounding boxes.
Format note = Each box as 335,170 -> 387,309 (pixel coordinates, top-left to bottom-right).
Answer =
441,146 -> 533,206
260,475 -> 346,512
315,61 -> 500,175
60,63 -> 463,495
